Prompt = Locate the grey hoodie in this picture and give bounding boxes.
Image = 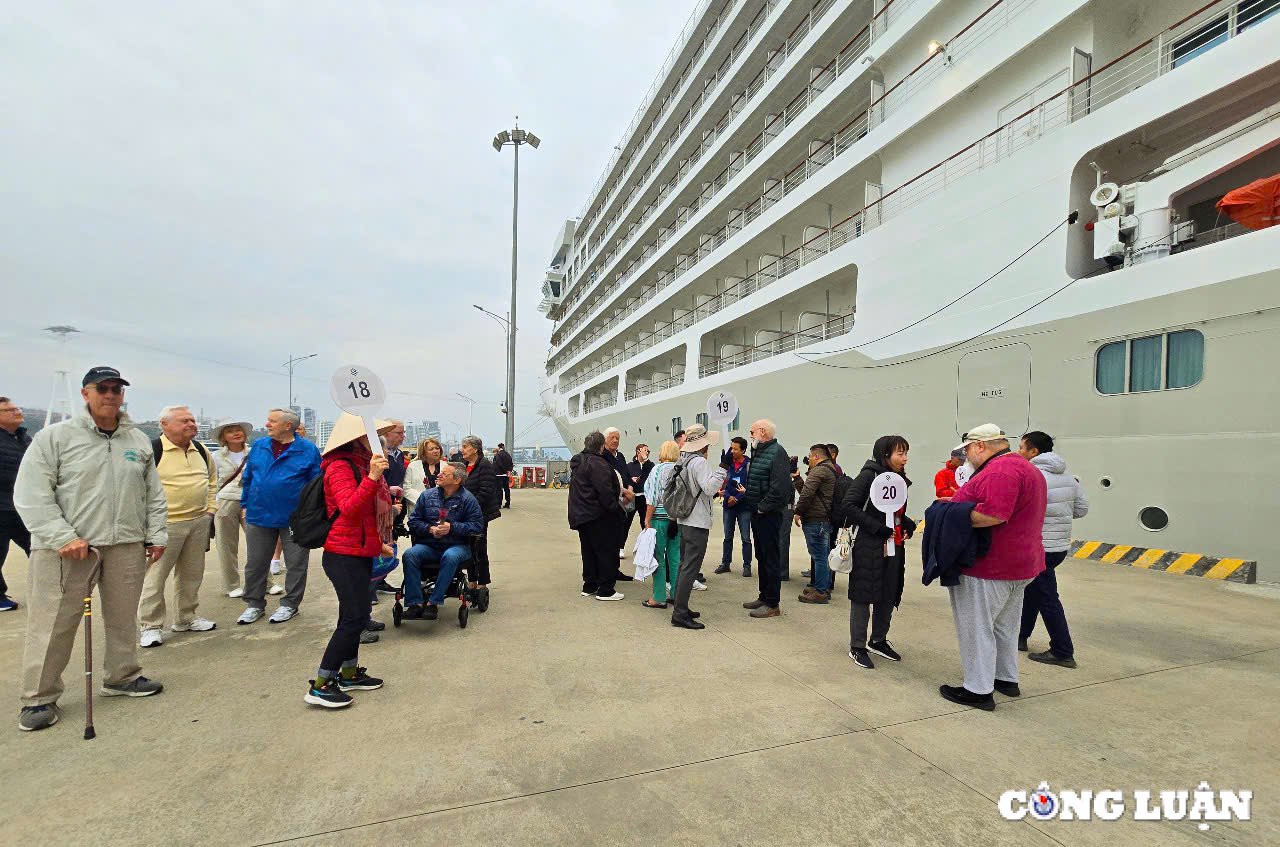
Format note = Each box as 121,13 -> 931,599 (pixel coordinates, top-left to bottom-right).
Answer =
1031,452 -> 1089,553
15,408 -> 169,550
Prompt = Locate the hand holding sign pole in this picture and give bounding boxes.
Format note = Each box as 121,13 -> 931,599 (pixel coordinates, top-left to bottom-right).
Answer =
329,365 -> 388,456
870,471 -> 908,556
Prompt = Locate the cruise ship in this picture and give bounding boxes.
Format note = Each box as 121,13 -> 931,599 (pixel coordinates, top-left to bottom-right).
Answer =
538,0 -> 1280,582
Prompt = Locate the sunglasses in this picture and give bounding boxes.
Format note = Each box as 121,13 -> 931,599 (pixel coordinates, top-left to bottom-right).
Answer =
91,383 -> 125,395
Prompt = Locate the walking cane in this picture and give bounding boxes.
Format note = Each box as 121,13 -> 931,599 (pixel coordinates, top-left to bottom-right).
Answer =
82,547 -> 103,740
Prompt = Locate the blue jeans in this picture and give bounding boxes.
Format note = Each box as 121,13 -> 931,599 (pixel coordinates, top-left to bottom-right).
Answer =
801,521 -> 832,593
721,507 -> 752,569
402,543 -> 471,606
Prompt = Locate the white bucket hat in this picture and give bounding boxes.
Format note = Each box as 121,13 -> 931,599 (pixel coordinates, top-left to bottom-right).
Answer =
211,418 -> 253,445
322,412 -> 395,456
954,423 -> 1007,452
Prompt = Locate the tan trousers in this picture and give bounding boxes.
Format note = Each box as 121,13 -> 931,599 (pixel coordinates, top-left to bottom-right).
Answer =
22,543 -> 146,707
138,514 -> 211,631
214,500 -> 243,593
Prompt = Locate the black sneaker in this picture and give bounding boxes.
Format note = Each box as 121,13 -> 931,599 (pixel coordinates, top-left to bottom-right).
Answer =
1028,650 -> 1077,669
994,679 -> 1021,697
374,579 -> 398,594
1018,638 -> 1028,652
939,684 -> 995,711
422,604 -> 439,621
849,648 -> 875,670
18,704 -> 60,732
337,667 -> 384,691
304,679 -> 353,709
714,564 -> 731,575
867,640 -> 901,662
364,619 -> 386,632
403,604 -> 424,619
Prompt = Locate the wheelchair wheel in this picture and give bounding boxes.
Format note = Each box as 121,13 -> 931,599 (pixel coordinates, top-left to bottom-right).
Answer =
458,605 -> 469,629
476,587 -> 490,613
392,601 -> 403,628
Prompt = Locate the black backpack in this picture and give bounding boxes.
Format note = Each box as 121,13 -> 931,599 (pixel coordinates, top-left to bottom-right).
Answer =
828,472 -> 855,528
288,459 -> 359,549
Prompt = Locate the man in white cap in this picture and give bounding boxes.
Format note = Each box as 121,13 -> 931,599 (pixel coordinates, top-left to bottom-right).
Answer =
939,424 -> 1047,711
14,366 -> 168,732
670,425 -> 726,630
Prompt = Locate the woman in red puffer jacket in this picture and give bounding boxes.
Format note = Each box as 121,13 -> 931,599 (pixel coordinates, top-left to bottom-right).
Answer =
304,414 -> 395,710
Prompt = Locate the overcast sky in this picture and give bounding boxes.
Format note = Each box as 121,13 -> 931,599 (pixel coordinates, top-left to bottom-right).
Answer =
1,0 -> 695,447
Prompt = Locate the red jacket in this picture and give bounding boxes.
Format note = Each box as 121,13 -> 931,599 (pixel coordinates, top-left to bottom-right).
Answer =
322,448 -> 384,557
934,465 -> 958,499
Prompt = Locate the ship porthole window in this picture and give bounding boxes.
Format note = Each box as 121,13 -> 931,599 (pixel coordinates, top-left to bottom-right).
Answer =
1099,477 -> 1112,489
1139,506 -> 1169,532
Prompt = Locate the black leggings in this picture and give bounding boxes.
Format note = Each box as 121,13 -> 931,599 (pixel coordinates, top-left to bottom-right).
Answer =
471,522 -> 491,585
320,552 -> 373,673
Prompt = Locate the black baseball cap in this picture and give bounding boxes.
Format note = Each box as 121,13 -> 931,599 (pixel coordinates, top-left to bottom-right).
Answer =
82,366 -> 130,387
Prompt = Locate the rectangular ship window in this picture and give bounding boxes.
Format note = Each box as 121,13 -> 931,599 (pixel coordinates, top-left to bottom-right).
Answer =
1095,330 -> 1203,395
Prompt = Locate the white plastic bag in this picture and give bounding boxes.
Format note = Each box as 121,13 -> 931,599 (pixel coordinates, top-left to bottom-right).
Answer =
633,527 -> 658,580
829,527 -> 853,574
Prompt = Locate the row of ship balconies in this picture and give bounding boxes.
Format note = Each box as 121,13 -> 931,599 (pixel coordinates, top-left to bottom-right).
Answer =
554,0 -> 1278,414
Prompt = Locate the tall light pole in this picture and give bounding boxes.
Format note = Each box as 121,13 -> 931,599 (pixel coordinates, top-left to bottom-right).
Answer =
472,304 -> 512,434
456,393 -> 476,435
492,119 -> 539,455
283,352 -> 317,406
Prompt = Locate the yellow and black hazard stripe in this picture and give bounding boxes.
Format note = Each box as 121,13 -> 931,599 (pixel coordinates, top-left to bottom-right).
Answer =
1068,541 -> 1255,584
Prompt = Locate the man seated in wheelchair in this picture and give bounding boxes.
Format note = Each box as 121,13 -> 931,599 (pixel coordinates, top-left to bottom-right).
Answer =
402,463 -> 483,620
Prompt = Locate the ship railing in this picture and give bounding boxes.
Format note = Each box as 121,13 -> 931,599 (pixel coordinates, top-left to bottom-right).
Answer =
699,313 -> 855,377
557,0 -> 1271,388
585,394 -> 618,415
1176,221 -> 1253,252
556,0 -> 895,338
625,372 -> 687,402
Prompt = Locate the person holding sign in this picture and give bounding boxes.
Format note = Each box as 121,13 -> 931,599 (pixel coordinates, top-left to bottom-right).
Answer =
837,435 -> 916,670
934,449 -> 965,501
304,413 -> 395,708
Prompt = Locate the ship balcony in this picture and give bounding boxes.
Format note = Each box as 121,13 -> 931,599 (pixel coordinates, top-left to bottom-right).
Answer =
538,268 -> 566,316
624,347 -> 689,402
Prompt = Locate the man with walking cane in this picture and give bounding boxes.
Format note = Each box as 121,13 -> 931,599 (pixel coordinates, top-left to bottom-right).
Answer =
13,367 -> 168,733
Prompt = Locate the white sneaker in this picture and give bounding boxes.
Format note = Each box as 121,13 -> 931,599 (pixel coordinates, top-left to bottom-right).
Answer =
267,584 -> 285,595
269,558 -> 284,576
172,617 -> 217,632
139,628 -> 163,648
595,592 -> 624,601
237,607 -> 264,625
226,588 -> 244,598
692,580 -> 708,591
268,606 -> 297,624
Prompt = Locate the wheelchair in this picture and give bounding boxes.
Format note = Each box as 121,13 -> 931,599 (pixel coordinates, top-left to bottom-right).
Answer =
391,534 -> 490,629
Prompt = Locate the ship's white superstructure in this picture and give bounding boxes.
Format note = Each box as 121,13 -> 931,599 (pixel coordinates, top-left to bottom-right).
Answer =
541,0 -> 1280,580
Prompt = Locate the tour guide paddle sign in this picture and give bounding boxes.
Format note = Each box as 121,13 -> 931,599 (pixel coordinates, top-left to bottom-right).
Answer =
870,471 -> 908,556
329,364 -> 388,456
706,389 -> 738,450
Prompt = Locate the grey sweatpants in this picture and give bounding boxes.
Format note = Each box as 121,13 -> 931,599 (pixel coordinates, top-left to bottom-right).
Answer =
243,524 -> 309,611
948,574 -> 1033,695
673,525 -> 709,615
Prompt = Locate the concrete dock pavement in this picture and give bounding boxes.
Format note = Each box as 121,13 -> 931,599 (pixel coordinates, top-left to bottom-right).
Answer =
1,490 -> 1276,846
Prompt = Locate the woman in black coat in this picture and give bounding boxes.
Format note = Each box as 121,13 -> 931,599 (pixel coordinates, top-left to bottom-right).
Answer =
460,436 -> 503,592
568,431 -> 629,600
625,444 -> 654,534
838,435 -> 917,670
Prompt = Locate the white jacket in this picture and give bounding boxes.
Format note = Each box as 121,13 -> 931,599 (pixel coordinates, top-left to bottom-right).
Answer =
1031,452 -> 1089,553
213,447 -> 248,502
14,408 -> 169,550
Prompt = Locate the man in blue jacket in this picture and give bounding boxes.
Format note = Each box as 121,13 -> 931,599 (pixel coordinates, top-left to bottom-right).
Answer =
401,463 -> 483,620
236,408 -> 321,625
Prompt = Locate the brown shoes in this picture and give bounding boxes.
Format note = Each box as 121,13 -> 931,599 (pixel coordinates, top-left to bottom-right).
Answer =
749,605 -> 781,618
742,599 -> 766,609
798,588 -> 830,604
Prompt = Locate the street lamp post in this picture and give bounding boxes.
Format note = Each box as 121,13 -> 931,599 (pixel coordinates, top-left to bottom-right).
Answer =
456,393 -> 476,435
472,304 -> 511,435
283,353 -> 318,407
492,120 -> 539,457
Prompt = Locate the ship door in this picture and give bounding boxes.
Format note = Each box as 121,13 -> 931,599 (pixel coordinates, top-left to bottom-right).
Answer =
955,343 -> 1032,441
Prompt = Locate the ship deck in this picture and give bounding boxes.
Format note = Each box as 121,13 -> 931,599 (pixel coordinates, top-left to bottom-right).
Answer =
2,491 -> 1277,845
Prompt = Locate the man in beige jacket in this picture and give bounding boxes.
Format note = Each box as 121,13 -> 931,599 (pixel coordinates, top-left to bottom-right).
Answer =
14,366 -> 168,732
138,405 -> 218,647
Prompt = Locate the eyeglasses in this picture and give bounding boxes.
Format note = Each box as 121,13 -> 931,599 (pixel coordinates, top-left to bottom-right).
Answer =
91,384 -> 125,395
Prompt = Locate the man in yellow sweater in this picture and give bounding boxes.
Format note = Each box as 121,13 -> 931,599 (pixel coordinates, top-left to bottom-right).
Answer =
138,405 -> 217,647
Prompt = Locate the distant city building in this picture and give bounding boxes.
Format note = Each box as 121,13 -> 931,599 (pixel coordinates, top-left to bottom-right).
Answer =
304,407 -> 316,437
314,419 -> 334,449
